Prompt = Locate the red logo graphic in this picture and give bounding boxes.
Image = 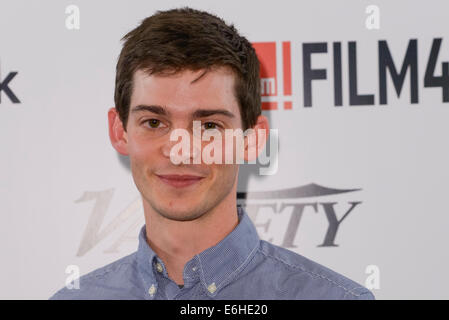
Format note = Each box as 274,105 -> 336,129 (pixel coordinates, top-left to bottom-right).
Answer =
253,41 -> 292,110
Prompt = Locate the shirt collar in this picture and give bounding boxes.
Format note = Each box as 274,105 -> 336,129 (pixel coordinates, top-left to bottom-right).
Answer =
136,205 -> 260,298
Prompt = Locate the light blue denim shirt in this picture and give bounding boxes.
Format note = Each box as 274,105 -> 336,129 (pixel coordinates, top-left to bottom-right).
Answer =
50,206 -> 375,300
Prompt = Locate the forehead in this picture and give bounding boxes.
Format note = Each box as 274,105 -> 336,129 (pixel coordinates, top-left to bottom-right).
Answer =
130,67 -> 241,120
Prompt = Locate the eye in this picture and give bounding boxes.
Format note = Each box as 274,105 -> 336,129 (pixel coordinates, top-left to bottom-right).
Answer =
202,121 -> 221,130
144,119 -> 163,129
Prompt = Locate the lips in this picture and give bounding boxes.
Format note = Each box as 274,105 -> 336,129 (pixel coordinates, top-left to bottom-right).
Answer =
156,174 -> 204,188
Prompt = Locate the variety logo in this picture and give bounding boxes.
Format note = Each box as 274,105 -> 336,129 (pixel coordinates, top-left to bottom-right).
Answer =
75,183 -> 362,256
237,183 -> 362,248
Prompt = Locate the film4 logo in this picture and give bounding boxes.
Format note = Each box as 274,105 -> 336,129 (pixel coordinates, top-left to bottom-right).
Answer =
253,38 -> 449,108
0,64 -> 20,103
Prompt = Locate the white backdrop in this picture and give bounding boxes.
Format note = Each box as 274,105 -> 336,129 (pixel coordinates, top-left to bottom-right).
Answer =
1,0 -> 448,299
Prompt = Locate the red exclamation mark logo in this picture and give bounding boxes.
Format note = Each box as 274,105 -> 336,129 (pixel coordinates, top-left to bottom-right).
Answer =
283,41 -> 292,110
253,42 -> 278,110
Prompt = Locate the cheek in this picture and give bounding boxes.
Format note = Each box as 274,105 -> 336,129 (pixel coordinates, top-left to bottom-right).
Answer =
127,135 -> 158,168
129,140 -> 159,192
210,163 -> 238,189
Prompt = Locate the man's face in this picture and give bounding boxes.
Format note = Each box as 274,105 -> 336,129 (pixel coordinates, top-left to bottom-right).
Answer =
123,67 -> 243,221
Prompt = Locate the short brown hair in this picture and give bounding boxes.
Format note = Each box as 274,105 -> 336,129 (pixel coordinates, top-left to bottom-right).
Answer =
114,7 -> 261,131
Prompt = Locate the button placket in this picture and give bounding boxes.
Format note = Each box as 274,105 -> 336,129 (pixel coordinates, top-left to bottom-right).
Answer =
207,282 -> 217,294
148,284 -> 157,297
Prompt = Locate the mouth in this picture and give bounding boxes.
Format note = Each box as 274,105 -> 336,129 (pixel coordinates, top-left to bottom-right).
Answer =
156,174 -> 205,188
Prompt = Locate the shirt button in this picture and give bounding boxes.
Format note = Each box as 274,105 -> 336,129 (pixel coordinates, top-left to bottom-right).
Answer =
148,284 -> 157,296
207,283 -> 217,294
192,266 -> 197,271
156,263 -> 163,273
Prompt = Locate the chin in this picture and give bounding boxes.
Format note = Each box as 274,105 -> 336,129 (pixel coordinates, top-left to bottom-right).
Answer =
151,198 -> 204,221
158,208 -> 205,222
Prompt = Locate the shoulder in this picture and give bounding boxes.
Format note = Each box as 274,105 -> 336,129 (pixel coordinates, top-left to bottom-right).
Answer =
249,240 -> 375,300
49,252 -> 143,300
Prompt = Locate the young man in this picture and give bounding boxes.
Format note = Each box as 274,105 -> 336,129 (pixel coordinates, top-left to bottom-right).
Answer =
50,7 -> 374,300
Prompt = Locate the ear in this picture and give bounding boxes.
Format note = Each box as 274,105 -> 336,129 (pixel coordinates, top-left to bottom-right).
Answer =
243,114 -> 269,162
108,107 -> 129,155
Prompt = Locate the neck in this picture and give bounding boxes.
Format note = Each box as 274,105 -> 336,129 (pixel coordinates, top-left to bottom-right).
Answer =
142,186 -> 239,285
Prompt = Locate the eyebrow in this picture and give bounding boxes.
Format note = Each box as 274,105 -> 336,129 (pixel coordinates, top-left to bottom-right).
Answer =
131,105 -> 167,115
193,109 -> 235,119
131,104 -> 236,119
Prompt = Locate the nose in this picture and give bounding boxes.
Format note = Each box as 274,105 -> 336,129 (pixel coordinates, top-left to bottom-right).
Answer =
161,129 -> 202,165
